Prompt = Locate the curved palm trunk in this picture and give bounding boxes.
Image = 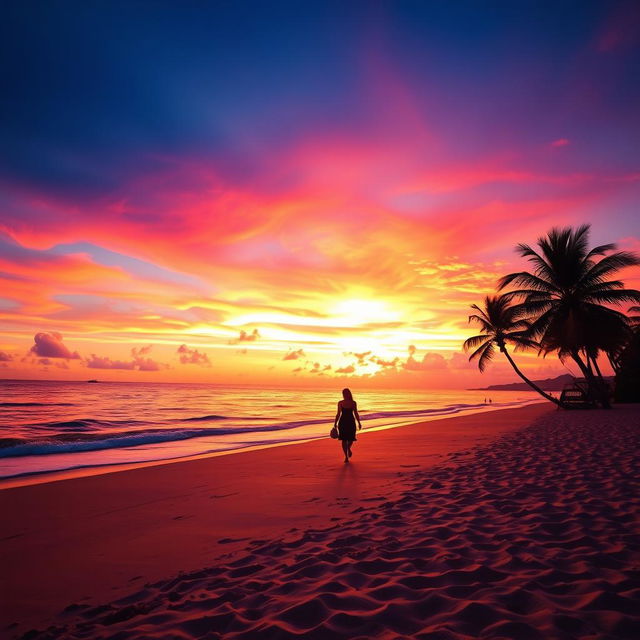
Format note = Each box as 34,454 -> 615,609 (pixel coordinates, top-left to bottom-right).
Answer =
591,355 -> 604,379
585,352 -> 595,376
607,351 -> 621,374
500,346 -> 563,407
590,353 -> 612,405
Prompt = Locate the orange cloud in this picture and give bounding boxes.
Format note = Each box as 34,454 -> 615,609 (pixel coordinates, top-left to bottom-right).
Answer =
283,348 -> 305,361
335,365 -> 355,374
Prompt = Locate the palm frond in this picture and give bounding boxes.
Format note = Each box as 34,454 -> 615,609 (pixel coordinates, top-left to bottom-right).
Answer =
505,330 -> 540,352
582,303 -> 631,323
583,280 -> 625,293
584,251 -> 640,283
516,242 -> 558,282
498,290 -> 526,303
468,339 -> 491,363
477,342 -> 495,372
463,334 -> 491,352
468,314 -> 493,332
501,289 -> 551,303
515,242 -> 537,259
525,307 -> 555,339
469,303 -> 490,322
497,272 -> 557,293
586,289 -> 640,305
512,340 -> 539,353
573,223 -> 592,252
510,298 -> 554,319
586,242 -> 617,259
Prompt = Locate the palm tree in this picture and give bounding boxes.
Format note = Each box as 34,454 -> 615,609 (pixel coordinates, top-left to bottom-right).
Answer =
607,305 -> 640,374
497,224 -> 640,407
463,295 -> 562,406
613,305 -> 640,402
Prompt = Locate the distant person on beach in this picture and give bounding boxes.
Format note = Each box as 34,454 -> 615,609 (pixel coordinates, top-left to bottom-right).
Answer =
334,388 -> 362,463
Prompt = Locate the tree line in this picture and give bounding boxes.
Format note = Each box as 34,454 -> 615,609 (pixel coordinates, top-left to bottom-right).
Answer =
464,225 -> 640,408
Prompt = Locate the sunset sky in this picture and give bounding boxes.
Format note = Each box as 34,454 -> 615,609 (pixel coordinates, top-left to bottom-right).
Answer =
1,1 -> 639,387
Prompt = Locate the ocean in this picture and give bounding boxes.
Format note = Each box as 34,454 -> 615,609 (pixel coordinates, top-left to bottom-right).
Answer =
0,380 -> 539,484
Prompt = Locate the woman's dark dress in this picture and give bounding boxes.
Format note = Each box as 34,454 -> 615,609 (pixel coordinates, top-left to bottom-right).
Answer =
338,406 -> 357,441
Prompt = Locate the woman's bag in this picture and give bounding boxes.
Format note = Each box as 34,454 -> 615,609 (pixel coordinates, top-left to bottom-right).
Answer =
330,426 -> 338,439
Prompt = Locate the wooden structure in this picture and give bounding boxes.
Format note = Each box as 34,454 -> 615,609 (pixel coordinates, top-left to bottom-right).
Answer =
559,378 -> 597,409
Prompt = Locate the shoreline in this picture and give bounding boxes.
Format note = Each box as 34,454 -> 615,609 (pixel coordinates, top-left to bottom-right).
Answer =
0,399 -> 543,490
0,403 -> 551,635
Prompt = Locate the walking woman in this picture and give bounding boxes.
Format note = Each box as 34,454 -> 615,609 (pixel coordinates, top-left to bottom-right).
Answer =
334,388 -> 362,463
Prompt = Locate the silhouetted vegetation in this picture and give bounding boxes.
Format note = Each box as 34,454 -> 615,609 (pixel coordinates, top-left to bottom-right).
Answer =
464,225 -> 640,408
464,296 -> 562,406
613,306 -> 640,402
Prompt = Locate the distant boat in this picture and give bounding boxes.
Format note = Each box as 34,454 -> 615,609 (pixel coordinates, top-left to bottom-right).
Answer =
87,379 -> 99,383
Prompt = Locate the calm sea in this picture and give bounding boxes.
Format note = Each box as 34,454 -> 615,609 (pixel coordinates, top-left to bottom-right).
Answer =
0,380 -> 538,483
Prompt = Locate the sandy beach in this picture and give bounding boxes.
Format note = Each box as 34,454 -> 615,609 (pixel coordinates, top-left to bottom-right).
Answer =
3,3 -> 640,638
2,403 -> 639,639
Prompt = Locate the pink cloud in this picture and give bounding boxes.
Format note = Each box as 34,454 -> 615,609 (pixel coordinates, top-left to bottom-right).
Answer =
177,344 -> 211,366
29,332 -> 80,359
85,345 -> 165,371
130,345 -> 163,370
0,351 -> 13,362
403,352 -> 448,371
137,358 -> 162,372
449,352 -> 481,371
86,355 -> 136,370
550,138 -> 570,148
131,345 -> 153,357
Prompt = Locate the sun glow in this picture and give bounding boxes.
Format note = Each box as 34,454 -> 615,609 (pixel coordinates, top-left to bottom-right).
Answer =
1,1 -> 638,388
331,298 -> 401,326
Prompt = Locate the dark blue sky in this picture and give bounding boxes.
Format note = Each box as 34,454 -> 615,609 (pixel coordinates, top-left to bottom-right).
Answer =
2,1 -> 638,200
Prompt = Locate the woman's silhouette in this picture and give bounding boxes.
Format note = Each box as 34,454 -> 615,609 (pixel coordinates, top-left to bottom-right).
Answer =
334,388 -> 362,463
